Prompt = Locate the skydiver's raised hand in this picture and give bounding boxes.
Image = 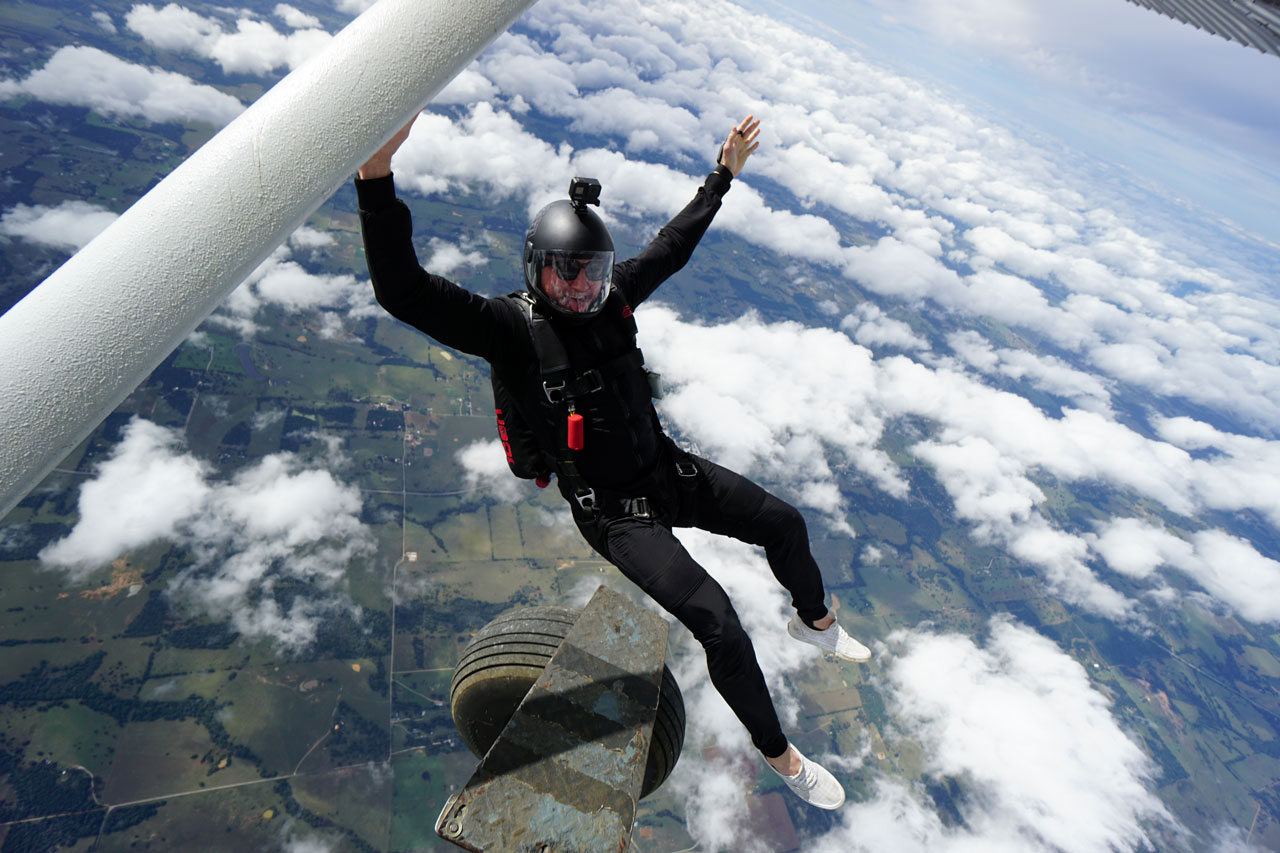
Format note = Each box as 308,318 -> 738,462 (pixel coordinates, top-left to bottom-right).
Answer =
718,114 -> 761,177
357,113 -> 419,180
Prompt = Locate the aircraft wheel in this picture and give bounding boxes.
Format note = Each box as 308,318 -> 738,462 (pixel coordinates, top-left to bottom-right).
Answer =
450,605 -> 685,799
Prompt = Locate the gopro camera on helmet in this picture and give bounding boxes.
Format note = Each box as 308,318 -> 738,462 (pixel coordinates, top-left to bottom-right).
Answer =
568,177 -> 601,210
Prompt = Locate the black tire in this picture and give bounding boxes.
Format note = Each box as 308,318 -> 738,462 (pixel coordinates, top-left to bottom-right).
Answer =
450,605 -> 685,799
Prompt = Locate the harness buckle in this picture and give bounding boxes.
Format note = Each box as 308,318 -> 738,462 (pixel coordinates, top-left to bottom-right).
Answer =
574,488 -> 598,514
623,497 -> 653,520
675,460 -> 698,478
543,379 -> 566,404
578,369 -> 604,395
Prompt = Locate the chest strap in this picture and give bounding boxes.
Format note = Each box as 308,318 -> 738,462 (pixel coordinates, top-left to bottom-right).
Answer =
542,348 -> 645,404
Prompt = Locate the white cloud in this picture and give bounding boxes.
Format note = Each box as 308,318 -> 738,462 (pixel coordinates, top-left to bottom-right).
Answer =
210,228 -> 380,337
92,11 -> 117,33
40,419 -> 211,574
275,3 -> 320,30
424,238 -> 488,277
278,819 -> 343,853
1182,531 -> 1280,624
0,45 -> 243,126
0,200 -> 118,251
841,303 -> 929,351
810,618 -> 1178,852
40,418 -> 374,649
1090,517 -> 1192,580
642,304 -> 902,533
289,225 -> 334,250
946,330 -> 1114,413
456,439 -> 524,503
1093,519 -> 1280,624
126,3 -> 332,76
636,302 -> 1280,624
331,0 -> 375,15
432,69 -> 499,106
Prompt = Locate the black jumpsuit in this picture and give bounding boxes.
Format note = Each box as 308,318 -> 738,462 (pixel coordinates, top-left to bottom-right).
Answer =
356,168 -> 829,758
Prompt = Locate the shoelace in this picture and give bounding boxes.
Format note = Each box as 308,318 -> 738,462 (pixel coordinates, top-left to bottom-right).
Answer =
787,759 -> 815,789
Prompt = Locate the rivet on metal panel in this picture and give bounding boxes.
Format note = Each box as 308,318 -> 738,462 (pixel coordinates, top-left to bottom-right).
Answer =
444,804 -> 466,838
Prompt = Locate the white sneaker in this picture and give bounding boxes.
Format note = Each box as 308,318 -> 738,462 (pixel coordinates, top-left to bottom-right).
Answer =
787,615 -> 871,662
768,747 -> 846,810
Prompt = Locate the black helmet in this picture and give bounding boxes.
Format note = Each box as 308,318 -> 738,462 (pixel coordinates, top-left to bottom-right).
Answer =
524,178 -> 615,318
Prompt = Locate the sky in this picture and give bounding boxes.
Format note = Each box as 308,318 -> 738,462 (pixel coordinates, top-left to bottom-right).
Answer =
3,0 -> 1279,850
763,0 -> 1280,245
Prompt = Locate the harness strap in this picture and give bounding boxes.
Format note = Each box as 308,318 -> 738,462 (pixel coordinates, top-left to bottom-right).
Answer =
530,313 -> 571,376
511,292 -> 644,404
543,349 -> 645,403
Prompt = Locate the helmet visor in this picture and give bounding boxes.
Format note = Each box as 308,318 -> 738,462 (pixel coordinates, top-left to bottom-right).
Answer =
530,249 -> 614,315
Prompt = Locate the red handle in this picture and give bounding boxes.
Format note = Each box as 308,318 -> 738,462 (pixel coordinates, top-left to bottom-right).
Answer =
567,412 -> 584,451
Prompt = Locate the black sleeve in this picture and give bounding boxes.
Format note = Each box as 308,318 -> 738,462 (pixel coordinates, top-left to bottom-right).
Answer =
356,175 -> 527,364
614,165 -> 734,307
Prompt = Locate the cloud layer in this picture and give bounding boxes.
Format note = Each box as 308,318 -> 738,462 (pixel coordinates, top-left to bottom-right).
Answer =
0,201 -> 119,252
41,418 -> 374,649
814,618 -> 1177,852
126,3 -> 332,76
0,44 -> 244,126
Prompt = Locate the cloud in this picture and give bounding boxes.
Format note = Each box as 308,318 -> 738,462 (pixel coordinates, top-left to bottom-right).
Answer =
288,225 -> 333,251
210,225 -> 380,338
277,819 -> 343,853
0,200 -> 118,251
1092,519 -> 1280,624
423,237 -> 489,277
946,330 -> 1114,413
0,45 -> 243,126
331,0 -> 375,15
635,302 -> 1280,624
92,11 -> 117,33
40,418 -> 374,650
666,595 -> 1179,850
456,439 -> 523,503
126,3 -> 333,76
810,618 -> 1178,852
1089,517 -> 1192,580
40,419 -> 211,573
841,303 -> 929,352
274,4 -> 320,30
642,305 -> 902,535
433,69 -> 499,106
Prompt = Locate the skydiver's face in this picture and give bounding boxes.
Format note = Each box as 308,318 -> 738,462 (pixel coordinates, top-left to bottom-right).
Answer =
540,260 -> 603,314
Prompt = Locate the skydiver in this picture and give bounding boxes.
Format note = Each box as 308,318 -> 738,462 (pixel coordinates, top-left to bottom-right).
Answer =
355,113 -> 870,810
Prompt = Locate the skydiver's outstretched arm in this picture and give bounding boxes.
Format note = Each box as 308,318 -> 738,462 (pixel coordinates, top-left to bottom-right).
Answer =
355,113 -> 528,364
614,114 -> 763,306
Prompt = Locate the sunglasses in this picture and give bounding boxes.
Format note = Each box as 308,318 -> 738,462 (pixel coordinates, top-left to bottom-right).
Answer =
549,254 -> 609,281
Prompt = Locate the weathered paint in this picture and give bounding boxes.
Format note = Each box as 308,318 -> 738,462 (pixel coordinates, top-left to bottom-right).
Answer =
437,586 -> 669,851
0,0 -> 538,519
